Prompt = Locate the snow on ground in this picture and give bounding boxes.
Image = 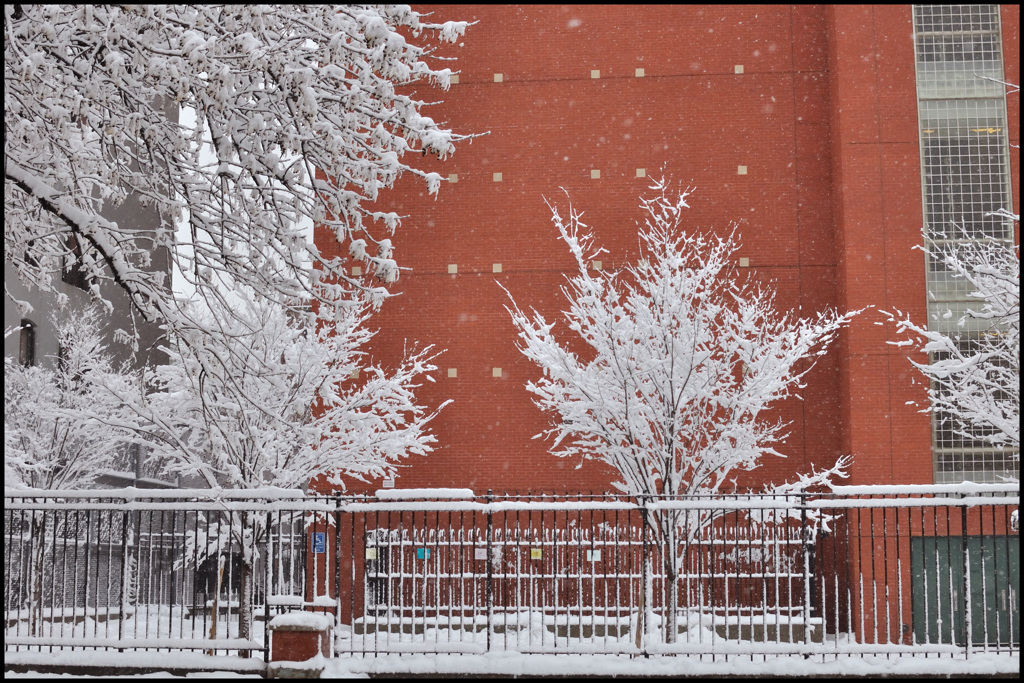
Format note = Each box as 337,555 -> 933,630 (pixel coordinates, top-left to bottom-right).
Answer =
5,673 -> 262,680
4,651 -> 265,678
326,651 -> 1019,677
5,651 -> 1018,678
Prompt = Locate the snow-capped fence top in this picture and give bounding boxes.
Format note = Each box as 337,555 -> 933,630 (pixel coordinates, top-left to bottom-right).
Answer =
5,481 -> 1017,508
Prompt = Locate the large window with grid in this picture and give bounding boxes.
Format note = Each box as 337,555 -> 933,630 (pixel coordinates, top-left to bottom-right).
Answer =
912,5 -> 1016,483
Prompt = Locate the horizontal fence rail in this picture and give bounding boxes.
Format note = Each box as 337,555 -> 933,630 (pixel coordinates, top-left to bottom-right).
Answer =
3,484 -> 1018,665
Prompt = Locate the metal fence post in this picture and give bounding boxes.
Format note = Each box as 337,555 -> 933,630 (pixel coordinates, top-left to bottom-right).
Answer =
265,508 -> 272,663
638,494 -> 649,656
961,494 -> 970,658
334,494 -> 342,653
486,489 -> 494,652
800,488 -> 811,655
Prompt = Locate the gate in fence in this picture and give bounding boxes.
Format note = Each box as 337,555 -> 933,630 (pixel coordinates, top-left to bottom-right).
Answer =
3,485 -> 1018,665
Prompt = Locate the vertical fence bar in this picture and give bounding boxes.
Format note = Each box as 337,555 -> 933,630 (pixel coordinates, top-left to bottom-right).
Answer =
881,503 -> 890,649
961,495 -> 970,658
265,508 -> 272,662
486,490 -> 494,653
347,501 -> 356,655
944,504 -> 954,653
761,498 -> 770,653
536,494 -> 544,650
978,504 -> 989,653
800,489 -> 811,653
639,495 -> 649,654
991,503 -> 1001,650
924,500 -> 933,647
895,500 -> 904,648
836,498 -> 845,657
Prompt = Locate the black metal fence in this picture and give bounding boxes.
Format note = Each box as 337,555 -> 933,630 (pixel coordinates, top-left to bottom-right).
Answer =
3,485 -> 1018,665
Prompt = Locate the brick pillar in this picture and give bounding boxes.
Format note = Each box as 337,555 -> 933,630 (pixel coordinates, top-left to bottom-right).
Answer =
267,611 -> 333,679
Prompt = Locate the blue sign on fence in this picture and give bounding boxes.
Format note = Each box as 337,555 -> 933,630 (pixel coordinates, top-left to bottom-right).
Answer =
312,532 -> 326,554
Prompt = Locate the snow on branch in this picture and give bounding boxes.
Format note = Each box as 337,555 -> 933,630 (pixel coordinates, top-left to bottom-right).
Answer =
884,230 -> 1019,453
5,3 -> 474,353
507,179 -> 856,503
114,288 -> 449,493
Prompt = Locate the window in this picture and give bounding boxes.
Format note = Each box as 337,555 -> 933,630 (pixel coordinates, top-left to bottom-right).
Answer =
19,319 -> 36,367
24,239 -> 38,269
913,5 -> 1016,483
914,5 -> 1003,99
920,124 -> 1009,243
62,234 -> 92,291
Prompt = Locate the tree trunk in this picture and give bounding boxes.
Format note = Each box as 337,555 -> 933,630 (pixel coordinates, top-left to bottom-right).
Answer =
239,556 -> 254,656
635,575 -> 645,651
237,512 -> 260,657
663,517 -> 679,644
664,560 -> 679,643
205,554 -> 224,656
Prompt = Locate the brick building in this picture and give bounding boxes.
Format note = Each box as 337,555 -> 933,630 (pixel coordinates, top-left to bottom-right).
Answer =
317,5 -> 1019,495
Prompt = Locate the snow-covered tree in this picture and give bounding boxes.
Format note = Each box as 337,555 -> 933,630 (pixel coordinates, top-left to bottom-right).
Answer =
4,309 -> 142,490
6,5 -> 470,313
135,291 -> 448,492
4,308 -> 143,636
111,288 -> 447,642
504,181 -> 856,642
5,4 -> 471,376
885,228 -> 1019,457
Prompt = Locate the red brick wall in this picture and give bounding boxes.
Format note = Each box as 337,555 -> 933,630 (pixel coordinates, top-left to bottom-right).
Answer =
316,5 -> 1018,495
826,5 -> 932,486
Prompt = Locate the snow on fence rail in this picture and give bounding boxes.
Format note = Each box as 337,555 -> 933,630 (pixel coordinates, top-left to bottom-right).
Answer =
3,485 -> 1018,665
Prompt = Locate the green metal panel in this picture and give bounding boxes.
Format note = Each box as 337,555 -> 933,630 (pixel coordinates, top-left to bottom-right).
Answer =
911,535 -> 1019,646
